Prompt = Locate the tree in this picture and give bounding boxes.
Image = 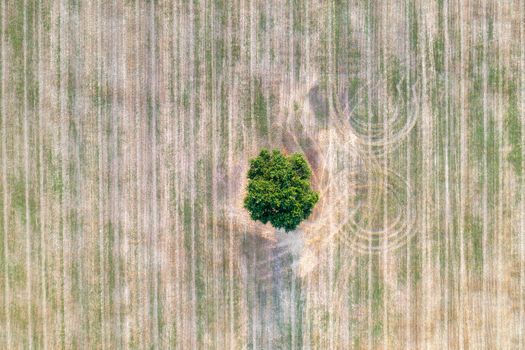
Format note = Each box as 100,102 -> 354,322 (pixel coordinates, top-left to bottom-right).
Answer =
244,149 -> 319,231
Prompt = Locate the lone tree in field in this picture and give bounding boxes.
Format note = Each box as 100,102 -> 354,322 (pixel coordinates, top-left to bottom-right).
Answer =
244,149 -> 319,231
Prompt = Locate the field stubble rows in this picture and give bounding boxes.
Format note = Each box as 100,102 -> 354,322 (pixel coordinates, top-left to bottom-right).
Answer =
0,0 -> 524,349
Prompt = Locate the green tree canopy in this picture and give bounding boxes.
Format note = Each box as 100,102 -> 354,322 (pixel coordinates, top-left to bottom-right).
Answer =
244,149 -> 319,231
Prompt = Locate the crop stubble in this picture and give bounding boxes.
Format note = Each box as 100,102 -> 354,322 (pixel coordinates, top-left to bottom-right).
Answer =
0,0 -> 524,349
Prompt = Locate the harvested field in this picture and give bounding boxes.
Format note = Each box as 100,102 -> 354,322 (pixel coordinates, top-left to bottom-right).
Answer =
1,0 -> 525,349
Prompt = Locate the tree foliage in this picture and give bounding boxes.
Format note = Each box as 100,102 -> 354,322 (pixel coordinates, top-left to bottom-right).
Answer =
244,149 -> 319,231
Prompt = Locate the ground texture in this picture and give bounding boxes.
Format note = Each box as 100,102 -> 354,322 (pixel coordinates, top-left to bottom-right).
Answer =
1,0 -> 525,349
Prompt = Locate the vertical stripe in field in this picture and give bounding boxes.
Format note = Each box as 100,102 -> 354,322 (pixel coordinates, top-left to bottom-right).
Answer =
226,1 -> 235,348
366,2 -> 373,349
210,0 -> 221,346
22,0 -> 32,346
443,0 -> 451,346
481,1 -> 489,348
327,2 -> 334,349
404,0 -> 413,347
37,0 -> 47,347
419,3 -> 428,347
0,1 -> 12,347
458,1 -> 467,347
517,0 -> 525,347
148,1 -> 160,347
96,0 -> 106,347
188,1 -> 197,348
380,3 -> 389,349
495,3 -> 504,348
58,0 -> 67,346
